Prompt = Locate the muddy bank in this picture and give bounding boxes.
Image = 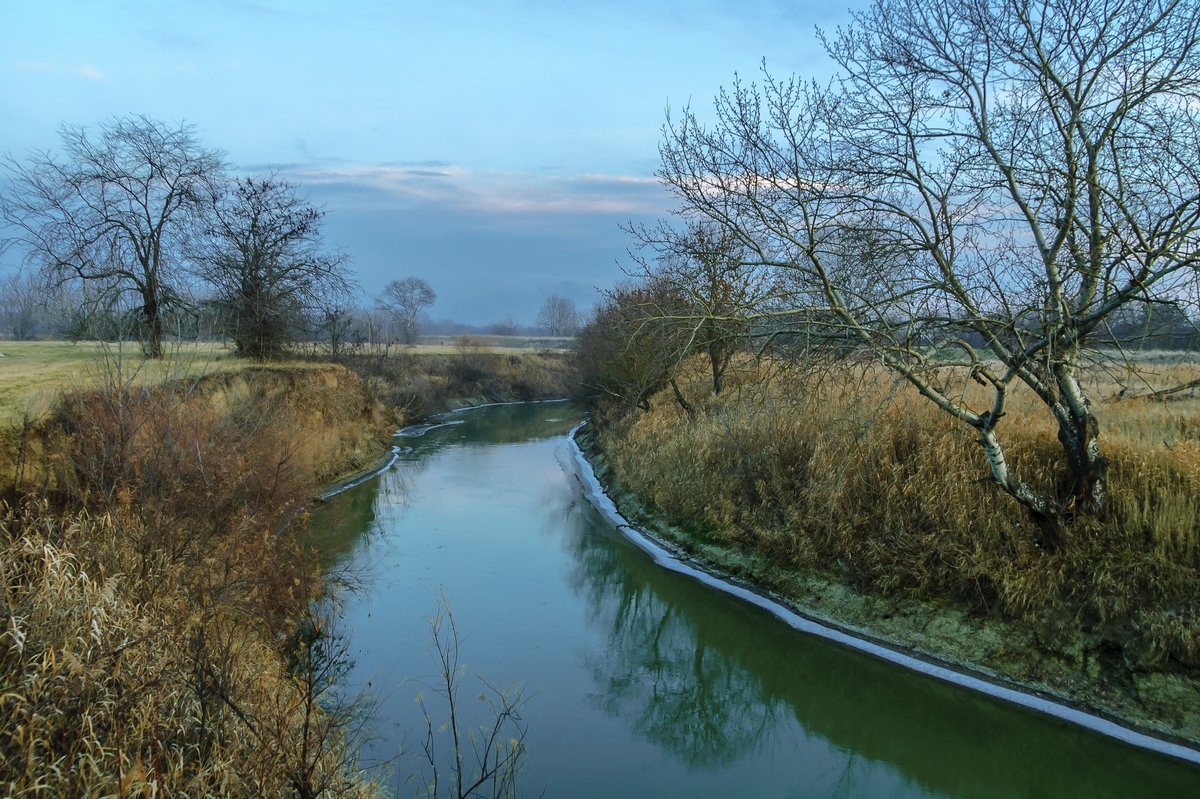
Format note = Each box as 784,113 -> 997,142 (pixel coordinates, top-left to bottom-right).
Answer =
573,425 -> 1200,761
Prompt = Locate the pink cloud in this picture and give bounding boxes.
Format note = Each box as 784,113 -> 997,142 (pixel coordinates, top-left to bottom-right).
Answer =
286,165 -> 669,217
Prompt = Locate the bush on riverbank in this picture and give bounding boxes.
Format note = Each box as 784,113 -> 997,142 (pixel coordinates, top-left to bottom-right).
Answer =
595,358 -> 1200,728
0,365 -> 387,796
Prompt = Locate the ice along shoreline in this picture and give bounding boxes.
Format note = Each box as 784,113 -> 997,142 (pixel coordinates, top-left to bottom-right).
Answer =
568,421 -> 1200,769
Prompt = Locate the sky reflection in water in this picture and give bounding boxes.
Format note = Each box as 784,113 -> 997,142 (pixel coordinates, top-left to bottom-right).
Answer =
309,403 -> 1200,798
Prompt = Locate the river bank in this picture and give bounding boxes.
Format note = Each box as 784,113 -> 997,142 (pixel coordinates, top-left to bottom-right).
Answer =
572,422 -> 1200,762
308,401 -> 1200,797
310,349 -> 577,498
0,363 -> 390,796
0,349 -> 576,796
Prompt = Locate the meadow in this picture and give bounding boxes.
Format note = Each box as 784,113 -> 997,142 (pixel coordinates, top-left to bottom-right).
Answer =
0,340 -> 299,427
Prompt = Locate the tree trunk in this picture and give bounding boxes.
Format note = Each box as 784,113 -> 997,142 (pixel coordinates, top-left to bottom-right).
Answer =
670,378 -> 696,418
1056,404 -> 1108,515
709,347 -> 725,395
1053,365 -> 1109,515
141,289 -> 164,359
976,427 -> 1067,551
972,360 -> 1109,550
974,396 -> 1106,552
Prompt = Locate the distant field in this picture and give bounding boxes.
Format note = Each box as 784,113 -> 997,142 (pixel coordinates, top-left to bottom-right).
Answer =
0,337 -> 575,426
0,341 -> 290,426
415,334 -> 575,352
2,341 -> 227,426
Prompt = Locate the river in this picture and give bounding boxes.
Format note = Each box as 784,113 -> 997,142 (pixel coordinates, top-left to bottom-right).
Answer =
308,402 -> 1200,797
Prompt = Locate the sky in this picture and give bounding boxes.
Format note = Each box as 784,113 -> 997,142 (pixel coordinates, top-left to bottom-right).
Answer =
1,0 -> 859,325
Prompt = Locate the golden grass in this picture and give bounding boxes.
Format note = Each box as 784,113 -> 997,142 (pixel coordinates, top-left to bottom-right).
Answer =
0,364 -> 390,796
0,340 -> 315,428
0,509 -> 380,798
600,355 -> 1200,671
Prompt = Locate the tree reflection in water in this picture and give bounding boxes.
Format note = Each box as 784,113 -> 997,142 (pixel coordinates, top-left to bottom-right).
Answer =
310,404 -> 1200,799
552,476 -> 1200,798
564,509 -> 782,769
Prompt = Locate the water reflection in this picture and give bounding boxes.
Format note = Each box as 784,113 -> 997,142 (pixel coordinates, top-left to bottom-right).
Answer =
566,511 -> 782,769
304,469 -> 411,570
406,402 -> 577,453
313,402 -> 1200,799
554,456 -> 1200,798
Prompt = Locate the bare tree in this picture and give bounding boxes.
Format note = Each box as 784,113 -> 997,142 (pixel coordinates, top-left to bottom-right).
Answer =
577,283 -> 697,414
632,222 -> 771,394
534,294 -> 579,337
0,116 -> 226,357
409,601 -> 527,799
378,276 -> 436,344
488,316 -> 519,337
0,268 -> 45,340
315,304 -> 356,357
356,305 -> 392,349
203,176 -> 351,359
658,0 -> 1200,548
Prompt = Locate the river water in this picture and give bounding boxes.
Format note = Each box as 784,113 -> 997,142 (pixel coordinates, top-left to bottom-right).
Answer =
309,402 -> 1200,797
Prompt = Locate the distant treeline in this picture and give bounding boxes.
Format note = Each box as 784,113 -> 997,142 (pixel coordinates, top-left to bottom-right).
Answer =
0,279 -> 574,351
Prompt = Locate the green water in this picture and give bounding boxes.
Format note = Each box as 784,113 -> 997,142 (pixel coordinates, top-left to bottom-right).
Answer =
310,402 -> 1200,798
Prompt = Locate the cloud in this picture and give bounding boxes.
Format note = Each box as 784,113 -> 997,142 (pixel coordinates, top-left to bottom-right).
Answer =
378,159 -> 454,169
212,162 -> 677,322
280,164 -> 669,217
273,163 -> 674,322
14,61 -> 105,80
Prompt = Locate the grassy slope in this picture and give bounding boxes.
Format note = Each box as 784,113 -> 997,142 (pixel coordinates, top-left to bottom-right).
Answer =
0,362 -> 390,795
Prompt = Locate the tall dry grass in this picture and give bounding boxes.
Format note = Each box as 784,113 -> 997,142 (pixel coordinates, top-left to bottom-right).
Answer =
600,357 -> 1200,672
0,365 -> 388,796
0,507 -> 379,797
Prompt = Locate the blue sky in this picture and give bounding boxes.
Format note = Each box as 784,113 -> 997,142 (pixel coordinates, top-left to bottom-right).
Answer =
2,0 -> 857,324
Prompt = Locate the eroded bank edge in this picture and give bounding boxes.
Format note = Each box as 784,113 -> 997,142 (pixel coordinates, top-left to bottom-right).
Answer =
566,421 -> 1200,768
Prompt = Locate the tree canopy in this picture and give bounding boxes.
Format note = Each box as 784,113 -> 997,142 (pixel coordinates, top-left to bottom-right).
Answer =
203,176 -> 350,358
656,0 -> 1200,546
378,276 -> 437,344
1,116 -> 226,356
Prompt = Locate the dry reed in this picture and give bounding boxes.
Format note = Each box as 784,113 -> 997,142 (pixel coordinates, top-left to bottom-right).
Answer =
0,365 -> 389,796
600,357 -> 1200,673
